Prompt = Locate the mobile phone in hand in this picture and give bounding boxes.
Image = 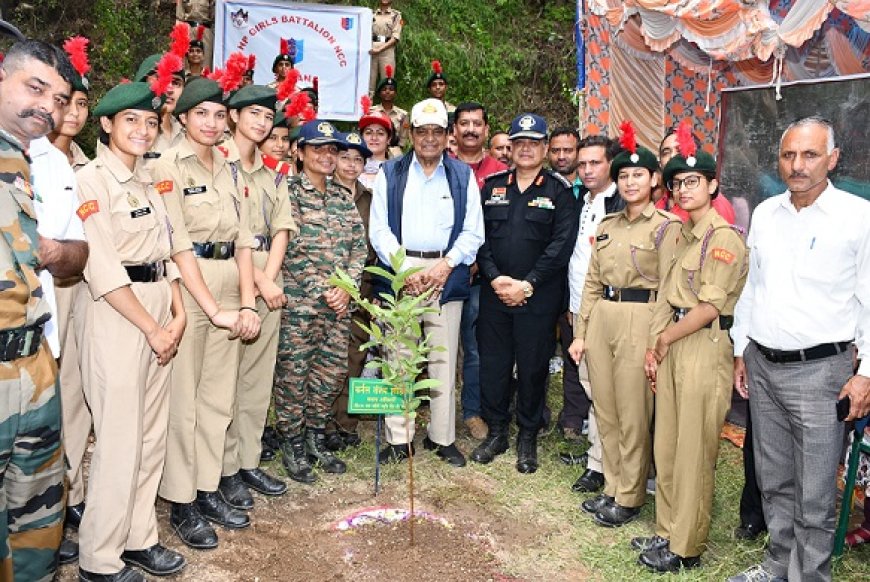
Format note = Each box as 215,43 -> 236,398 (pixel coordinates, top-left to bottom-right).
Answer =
836,396 -> 852,422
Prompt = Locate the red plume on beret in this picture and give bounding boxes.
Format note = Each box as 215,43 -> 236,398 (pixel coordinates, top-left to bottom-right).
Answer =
63,36 -> 91,78
312,76 -> 319,92
219,52 -> 248,95
385,64 -> 393,79
618,120 -> 637,155
277,68 -> 301,102
169,22 -> 191,59
280,37 -> 289,56
285,91 -> 311,118
196,24 -> 205,42
431,60 -> 442,75
360,95 -> 372,115
247,54 -> 256,72
301,104 -> 316,122
675,119 -> 697,160
151,52 -> 182,97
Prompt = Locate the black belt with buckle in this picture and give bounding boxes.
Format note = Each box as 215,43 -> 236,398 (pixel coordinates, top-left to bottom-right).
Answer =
753,340 -> 853,364
185,20 -> 212,28
603,286 -> 654,303
253,235 -> 272,252
0,321 -> 45,361
372,35 -> 388,42
125,262 -> 166,283
192,241 -> 235,260
673,307 -> 734,330
405,249 -> 445,259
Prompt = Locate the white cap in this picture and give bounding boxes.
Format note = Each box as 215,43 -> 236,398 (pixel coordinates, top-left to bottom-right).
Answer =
410,98 -> 448,129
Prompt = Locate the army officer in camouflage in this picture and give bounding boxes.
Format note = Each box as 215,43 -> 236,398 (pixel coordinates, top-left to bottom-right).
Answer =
274,120 -> 366,484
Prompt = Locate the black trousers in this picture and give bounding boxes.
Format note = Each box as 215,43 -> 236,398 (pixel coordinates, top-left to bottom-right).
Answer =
556,312 -> 591,429
478,302 -> 559,432
739,404 -> 766,529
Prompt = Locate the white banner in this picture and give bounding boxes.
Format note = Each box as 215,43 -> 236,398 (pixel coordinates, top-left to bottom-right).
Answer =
215,1 -> 372,121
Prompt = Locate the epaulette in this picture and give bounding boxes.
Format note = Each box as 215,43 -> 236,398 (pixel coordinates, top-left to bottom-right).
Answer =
547,169 -> 572,189
654,208 -> 680,222
483,168 -> 511,183
599,212 -> 619,223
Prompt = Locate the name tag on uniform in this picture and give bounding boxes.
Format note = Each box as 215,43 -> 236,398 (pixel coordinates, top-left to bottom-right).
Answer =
485,198 -> 510,206
184,185 -> 207,196
130,207 -> 152,219
528,197 -> 555,210
143,151 -> 161,159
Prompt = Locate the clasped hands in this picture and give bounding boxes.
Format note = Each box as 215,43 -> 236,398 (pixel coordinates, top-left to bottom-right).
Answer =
403,259 -> 453,298
491,276 -> 527,307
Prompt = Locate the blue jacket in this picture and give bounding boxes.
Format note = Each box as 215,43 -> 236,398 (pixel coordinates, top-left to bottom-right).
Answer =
374,151 -> 472,304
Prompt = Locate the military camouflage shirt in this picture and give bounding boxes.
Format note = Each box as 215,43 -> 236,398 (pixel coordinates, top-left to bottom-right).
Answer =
0,129 -> 51,328
283,172 -> 365,314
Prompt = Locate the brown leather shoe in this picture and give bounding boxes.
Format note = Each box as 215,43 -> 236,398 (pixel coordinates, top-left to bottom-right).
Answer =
464,416 -> 489,440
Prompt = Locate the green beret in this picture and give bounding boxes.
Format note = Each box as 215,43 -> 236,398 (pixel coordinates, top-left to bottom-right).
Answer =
426,71 -> 447,87
93,82 -> 164,117
662,151 -> 717,189
376,76 -> 396,94
271,110 -> 287,129
71,72 -> 89,94
288,125 -> 302,144
173,77 -> 224,116
609,145 -> 659,182
272,54 -> 293,72
134,53 -> 184,83
300,87 -> 318,107
227,85 -> 276,111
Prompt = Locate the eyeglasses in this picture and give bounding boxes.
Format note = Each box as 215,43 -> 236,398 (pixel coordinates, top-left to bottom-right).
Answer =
338,154 -> 364,165
668,175 -> 702,191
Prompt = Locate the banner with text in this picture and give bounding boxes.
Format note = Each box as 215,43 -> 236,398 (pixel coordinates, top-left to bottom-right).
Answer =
215,0 -> 372,120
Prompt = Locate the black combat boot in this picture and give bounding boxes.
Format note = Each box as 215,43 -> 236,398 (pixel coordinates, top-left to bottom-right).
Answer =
470,423 -> 509,464
279,435 -> 317,484
306,429 -> 347,474
515,429 -> 538,474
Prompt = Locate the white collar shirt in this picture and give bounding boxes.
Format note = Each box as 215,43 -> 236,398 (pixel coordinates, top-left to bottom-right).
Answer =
568,182 -> 617,313
732,182 -> 870,377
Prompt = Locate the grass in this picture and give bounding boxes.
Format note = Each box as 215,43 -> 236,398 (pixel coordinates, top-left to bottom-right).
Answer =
269,372 -> 870,581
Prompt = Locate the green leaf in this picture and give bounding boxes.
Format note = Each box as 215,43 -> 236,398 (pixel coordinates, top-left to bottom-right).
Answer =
412,378 -> 442,391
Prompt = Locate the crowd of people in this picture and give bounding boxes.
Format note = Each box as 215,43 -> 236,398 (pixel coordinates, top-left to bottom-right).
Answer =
0,4 -> 868,582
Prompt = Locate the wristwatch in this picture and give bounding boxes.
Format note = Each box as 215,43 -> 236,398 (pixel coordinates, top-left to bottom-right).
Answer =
521,281 -> 534,298
444,256 -> 456,269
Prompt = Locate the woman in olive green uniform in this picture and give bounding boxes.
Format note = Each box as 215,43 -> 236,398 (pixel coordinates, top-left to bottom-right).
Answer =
151,76 -> 261,549
635,123 -> 748,573
76,81 -> 187,580
569,122 -> 680,528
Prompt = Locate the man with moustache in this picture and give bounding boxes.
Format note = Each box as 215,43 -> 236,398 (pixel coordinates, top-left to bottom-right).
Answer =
728,117 -> 870,582
489,131 -> 511,166
0,38 -> 80,581
451,102 -> 507,440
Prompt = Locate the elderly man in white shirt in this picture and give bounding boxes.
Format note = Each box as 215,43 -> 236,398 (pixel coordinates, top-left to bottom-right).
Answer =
369,98 -> 484,468
728,117 -> 870,582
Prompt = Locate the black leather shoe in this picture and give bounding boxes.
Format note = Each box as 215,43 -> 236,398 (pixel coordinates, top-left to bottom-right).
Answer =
218,473 -> 254,510
240,468 -> 287,496
259,443 -> 276,462
280,436 -> 317,484
260,426 -> 278,462
594,503 -> 641,527
515,431 -> 538,473
630,535 -> 669,552
638,547 -> 701,573
78,566 -> 145,581
66,501 -> 85,530
196,491 -> 250,529
339,430 -> 361,448
378,443 -> 415,464
734,522 -> 767,541
121,543 -> 186,576
581,493 -> 614,515
470,428 -> 509,464
170,502 -> 218,550
59,538 -> 79,565
572,469 -> 605,493
423,437 -> 466,467
306,429 -> 347,473
325,431 -> 347,452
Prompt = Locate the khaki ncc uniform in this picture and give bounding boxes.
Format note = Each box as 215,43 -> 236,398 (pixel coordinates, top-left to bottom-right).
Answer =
575,203 -> 680,508
369,7 -> 402,94
222,147 -> 297,476
648,208 -> 747,557
150,116 -> 185,161
371,104 -> 409,157
76,148 -> 181,574
177,0 -> 215,69
153,138 -> 255,502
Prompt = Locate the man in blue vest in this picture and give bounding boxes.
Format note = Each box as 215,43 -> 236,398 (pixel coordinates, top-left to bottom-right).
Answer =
369,98 -> 485,467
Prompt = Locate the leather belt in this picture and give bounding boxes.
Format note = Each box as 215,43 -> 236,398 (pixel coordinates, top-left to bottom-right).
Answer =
753,340 -> 852,364
192,241 -> 235,260
372,35 -> 388,42
185,20 -> 212,28
673,308 -> 734,330
603,286 -> 654,303
405,249 -> 446,259
125,262 -> 166,283
253,235 -> 271,252
0,321 -> 45,361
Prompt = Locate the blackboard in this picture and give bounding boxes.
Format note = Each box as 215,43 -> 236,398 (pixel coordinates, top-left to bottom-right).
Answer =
717,74 -> 870,231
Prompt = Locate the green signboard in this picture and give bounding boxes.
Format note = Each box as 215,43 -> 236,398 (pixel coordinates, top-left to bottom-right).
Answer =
347,378 -> 405,414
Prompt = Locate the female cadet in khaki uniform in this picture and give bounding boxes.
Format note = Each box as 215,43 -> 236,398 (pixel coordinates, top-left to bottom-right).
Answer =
76,77 -> 187,580
151,75 -> 261,549
218,85 -> 297,509
634,121 -> 748,573
569,121 -> 680,528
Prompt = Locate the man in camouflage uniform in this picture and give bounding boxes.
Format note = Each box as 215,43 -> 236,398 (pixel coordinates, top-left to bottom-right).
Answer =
0,39 -> 78,582
274,121 -> 366,484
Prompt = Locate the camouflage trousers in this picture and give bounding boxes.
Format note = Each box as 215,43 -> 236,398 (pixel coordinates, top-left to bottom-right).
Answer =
0,343 -> 63,582
274,305 -> 350,438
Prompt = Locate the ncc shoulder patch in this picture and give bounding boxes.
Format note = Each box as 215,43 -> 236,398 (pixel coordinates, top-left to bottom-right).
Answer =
77,200 -> 99,221
155,180 -> 173,194
711,247 -> 735,264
